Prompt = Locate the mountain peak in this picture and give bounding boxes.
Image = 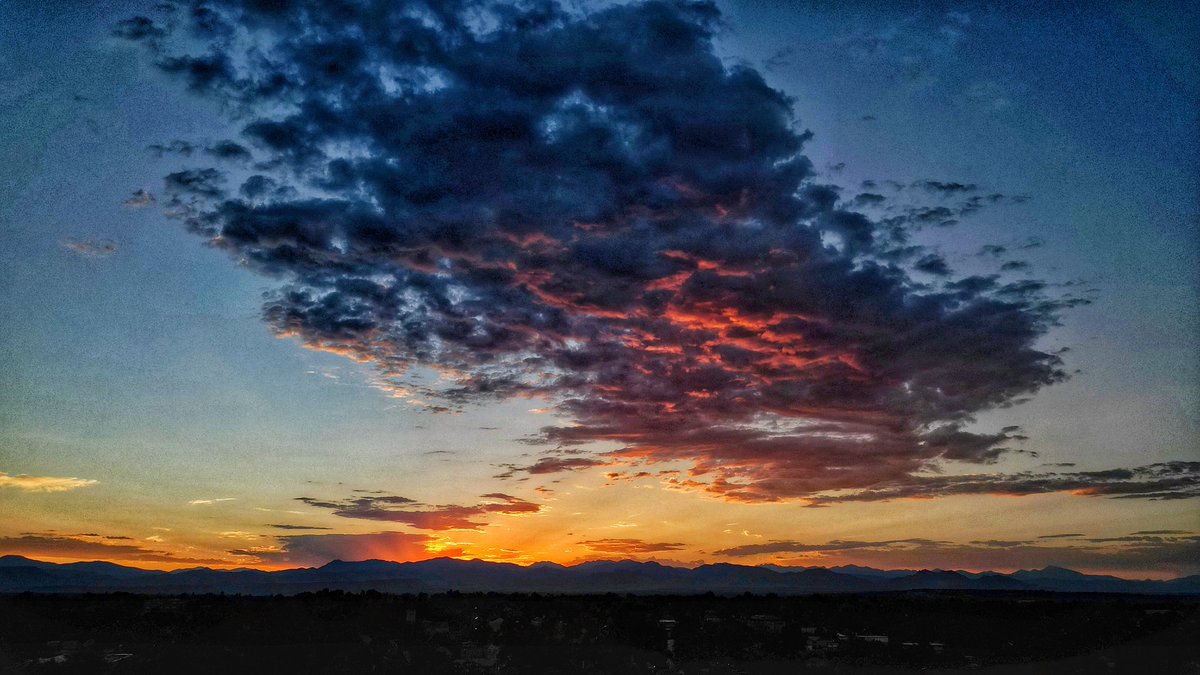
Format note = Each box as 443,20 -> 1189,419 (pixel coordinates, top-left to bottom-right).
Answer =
1041,565 -> 1083,575
1016,565 -> 1087,579
1,556 -> 1194,595
320,558 -> 400,571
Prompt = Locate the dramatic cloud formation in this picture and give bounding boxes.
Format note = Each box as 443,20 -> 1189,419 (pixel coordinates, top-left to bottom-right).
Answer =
229,531 -> 456,566
0,471 -> 97,493
296,493 -> 542,530
121,0 -> 1133,505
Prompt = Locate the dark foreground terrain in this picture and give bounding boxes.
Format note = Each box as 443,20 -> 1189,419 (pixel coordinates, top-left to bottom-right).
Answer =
0,591 -> 1196,674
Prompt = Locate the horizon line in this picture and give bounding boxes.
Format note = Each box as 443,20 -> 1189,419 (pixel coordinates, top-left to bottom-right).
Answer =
2,554 -> 1192,583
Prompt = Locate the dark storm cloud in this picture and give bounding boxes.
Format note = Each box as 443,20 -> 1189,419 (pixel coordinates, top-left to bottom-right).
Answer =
204,140 -> 252,161
913,180 -> 977,194
296,492 -> 541,530
125,0 -> 1108,504
237,174 -> 294,201
913,253 -> 951,276
147,139 -> 196,157
164,167 -> 225,198
268,524 -> 334,531
869,190 -> 1028,247
850,192 -> 886,208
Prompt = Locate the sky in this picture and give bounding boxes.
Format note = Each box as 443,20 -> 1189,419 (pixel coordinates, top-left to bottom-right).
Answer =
0,0 -> 1197,578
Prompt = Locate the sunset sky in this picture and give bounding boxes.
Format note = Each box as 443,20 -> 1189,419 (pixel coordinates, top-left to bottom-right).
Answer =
1,0 -> 1197,578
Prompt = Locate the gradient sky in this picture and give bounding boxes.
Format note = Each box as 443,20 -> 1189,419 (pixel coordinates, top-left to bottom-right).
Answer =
1,0 -> 1197,578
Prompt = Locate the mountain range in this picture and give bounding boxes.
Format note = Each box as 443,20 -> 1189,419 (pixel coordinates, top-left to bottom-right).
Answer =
1,555 -> 1196,596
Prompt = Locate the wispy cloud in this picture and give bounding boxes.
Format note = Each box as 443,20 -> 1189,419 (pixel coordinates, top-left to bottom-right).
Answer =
121,188 -> 156,207
714,538 -> 949,557
61,238 -> 117,258
578,538 -> 686,555
801,462 -> 1200,507
714,532 -> 1200,577
0,471 -> 97,493
296,493 -> 541,531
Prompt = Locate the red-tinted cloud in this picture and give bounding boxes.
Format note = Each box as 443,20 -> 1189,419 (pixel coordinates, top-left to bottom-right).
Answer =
120,0 -> 1147,506
231,531 -> 457,567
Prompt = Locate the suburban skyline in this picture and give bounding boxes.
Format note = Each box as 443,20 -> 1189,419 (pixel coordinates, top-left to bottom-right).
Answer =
1,0 -> 1196,578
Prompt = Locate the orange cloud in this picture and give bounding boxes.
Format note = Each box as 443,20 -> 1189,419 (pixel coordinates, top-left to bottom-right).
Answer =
230,531 -> 460,567
578,538 -> 686,555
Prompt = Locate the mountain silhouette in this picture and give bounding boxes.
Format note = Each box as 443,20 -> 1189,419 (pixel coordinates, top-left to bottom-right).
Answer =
0,554 -> 1195,595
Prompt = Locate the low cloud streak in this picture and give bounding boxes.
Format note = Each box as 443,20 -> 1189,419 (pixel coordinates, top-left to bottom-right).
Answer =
0,471 -> 97,493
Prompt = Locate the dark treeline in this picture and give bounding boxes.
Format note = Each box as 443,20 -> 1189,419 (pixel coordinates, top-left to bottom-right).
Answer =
1,591 -> 1196,673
